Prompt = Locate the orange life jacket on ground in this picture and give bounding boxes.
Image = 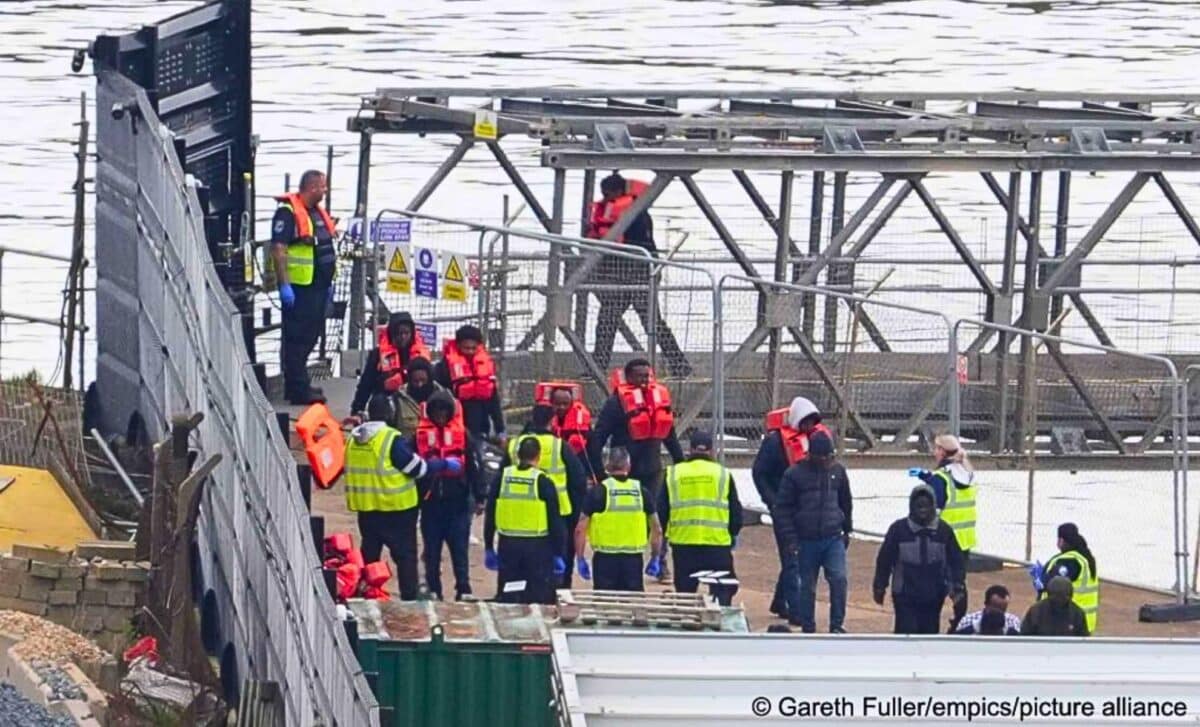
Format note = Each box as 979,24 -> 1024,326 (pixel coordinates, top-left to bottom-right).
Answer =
322,533 -> 367,601
416,401 -> 468,475
442,340 -> 497,401
360,561 -> 391,600
377,326 -> 432,382
552,401 -> 592,456
274,193 -> 337,241
765,408 -> 833,465
295,403 -> 345,488
587,179 -> 650,241
617,382 -> 674,441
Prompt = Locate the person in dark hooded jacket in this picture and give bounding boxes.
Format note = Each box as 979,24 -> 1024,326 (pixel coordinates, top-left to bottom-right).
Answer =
872,484 -> 966,634
1021,576 -> 1089,636
348,311 -> 431,420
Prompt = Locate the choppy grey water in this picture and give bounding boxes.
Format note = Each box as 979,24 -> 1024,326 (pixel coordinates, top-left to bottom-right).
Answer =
2,0 -> 1199,592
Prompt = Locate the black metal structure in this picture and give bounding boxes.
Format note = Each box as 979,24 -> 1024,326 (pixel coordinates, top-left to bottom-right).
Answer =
92,0 -> 255,354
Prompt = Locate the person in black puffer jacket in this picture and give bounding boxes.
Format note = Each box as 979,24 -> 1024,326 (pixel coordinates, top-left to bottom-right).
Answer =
872,484 -> 966,634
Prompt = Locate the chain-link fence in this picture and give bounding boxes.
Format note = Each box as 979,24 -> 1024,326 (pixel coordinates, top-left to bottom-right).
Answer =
954,319 -> 1188,598
715,274 -> 957,456
0,377 -> 91,494
96,69 -> 376,726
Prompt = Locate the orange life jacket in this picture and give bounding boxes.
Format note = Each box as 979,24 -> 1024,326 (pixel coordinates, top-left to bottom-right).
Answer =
441,339 -> 497,401
552,401 -> 592,455
765,408 -> 833,465
377,326 -> 432,382
617,382 -> 674,441
587,179 -> 649,242
361,561 -> 391,601
535,380 -> 584,405
295,403 -> 345,488
416,401 -> 468,475
274,193 -> 337,241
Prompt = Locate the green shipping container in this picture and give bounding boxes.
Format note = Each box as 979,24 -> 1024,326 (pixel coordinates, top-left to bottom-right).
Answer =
350,600 -> 556,727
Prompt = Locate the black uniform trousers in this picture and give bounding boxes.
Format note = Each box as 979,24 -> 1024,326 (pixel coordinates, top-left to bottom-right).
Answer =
497,534 -> 554,605
358,509 -> 419,601
559,511 -> 580,588
281,281 -> 330,398
671,544 -> 737,606
420,498 -> 473,600
893,599 -> 943,634
593,552 -> 645,592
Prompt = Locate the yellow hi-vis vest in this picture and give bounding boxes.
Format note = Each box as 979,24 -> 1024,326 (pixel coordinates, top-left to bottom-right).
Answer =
665,459 -> 731,546
935,465 -> 977,552
508,433 -> 571,516
277,195 -> 336,287
1042,549 -> 1100,634
496,466 -> 550,538
588,477 -> 647,554
343,426 -> 417,512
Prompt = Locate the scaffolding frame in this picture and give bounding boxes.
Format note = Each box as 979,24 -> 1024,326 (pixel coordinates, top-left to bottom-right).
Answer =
349,88 -> 1200,452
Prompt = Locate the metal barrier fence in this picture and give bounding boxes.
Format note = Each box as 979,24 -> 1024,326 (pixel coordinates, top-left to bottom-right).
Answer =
954,319 -> 1188,599
0,378 -> 91,496
714,274 -> 957,455
96,71 -> 376,725
354,210 -> 721,432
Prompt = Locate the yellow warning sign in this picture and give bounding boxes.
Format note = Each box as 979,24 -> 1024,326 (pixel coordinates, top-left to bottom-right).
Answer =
386,243 -> 412,295
473,110 -> 498,141
442,253 -> 467,301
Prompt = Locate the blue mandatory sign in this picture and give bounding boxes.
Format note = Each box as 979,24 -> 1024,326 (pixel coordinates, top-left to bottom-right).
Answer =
415,246 -> 438,299
414,322 -> 437,347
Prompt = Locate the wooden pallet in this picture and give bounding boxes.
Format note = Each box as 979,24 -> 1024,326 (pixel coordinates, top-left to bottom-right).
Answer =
556,589 -> 725,631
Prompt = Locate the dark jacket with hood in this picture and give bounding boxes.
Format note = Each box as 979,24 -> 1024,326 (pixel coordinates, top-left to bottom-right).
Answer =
351,312 -> 425,415
1021,577 -> 1090,636
873,485 -> 966,605
773,457 -> 852,547
751,397 -> 822,509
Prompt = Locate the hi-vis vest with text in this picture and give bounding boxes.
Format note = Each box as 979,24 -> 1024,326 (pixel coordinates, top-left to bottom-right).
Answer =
276,193 -> 336,286
508,433 -> 571,516
934,464 -> 977,552
665,459 -> 731,546
589,477 -> 648,554
1042,549 -> 1099,634
496,466 -> 550,538
343,426 -> 418,512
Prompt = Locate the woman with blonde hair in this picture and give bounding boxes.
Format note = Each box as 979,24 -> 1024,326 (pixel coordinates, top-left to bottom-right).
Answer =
909,433 -> 977,631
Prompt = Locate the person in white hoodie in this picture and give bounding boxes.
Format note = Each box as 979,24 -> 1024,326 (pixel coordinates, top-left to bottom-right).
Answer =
344,394 -> 449,600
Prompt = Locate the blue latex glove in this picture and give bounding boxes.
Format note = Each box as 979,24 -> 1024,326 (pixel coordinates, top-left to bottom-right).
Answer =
279,282 -> 295,310
907,467 -> 927,478
425,457 -> 447,476
484,549 -> 500,571
576,556 -> 591,580
1028,561 -> 1045,591
444,457 -> 464,476
644,556 -> 662,578
553,556 -> 566,577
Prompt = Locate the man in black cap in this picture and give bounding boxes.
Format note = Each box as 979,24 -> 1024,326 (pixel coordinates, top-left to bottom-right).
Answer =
657,431 -> 742,605
773,431 -> 852,633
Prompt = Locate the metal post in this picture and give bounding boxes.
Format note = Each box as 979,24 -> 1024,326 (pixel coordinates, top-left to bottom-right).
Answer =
948,322 -> 960,438
575,168 -> 596,339
0,250 -> 4,370
64,91 -> 88,391
325,144 -> 334,210
349,129 -> 373,350
768,171 -> 794,407
804,171 -> 824,339
994,173 -> 1021,452
1052,172 -> 1071,321
1014,172 -> 1043,450
545,169 -> 566,376
500,195 -> 511,371
824,171 -> 847,352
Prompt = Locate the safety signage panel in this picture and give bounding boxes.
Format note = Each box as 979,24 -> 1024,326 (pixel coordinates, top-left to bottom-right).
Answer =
473,110 -> 498,141
347,217 -> 411,242
415,246 -> 438,299
442,253 -> 468,301
385,243 -> 412,294
415,321 -> 437,348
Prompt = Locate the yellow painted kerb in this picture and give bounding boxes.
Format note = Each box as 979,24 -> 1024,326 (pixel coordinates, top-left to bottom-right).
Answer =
0,465 -> 96,552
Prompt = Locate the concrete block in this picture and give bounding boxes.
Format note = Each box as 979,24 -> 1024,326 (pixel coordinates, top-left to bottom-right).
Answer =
74,541 -> 137,561
103,610 -> 129,632
58,564 -> 87,580
0,580 -> 20,598
94,563 -> 127,581
81,589 -> 108,606
27,562 -> 61,579
107,589 -> 138,607
48,590 -> 79,606
0,596 -> 22,611
45,605 -> 76,625
122,564 -> 150,582
19,579 -> 53,601
11,545 -> 72,565
0,555 -> 30,572
76,614 -> 104,633
16,601 -> 48,617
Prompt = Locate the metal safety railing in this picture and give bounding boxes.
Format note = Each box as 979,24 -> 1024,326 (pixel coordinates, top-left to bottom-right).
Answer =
0,245 -> 88,388
96,70 -> 376,725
